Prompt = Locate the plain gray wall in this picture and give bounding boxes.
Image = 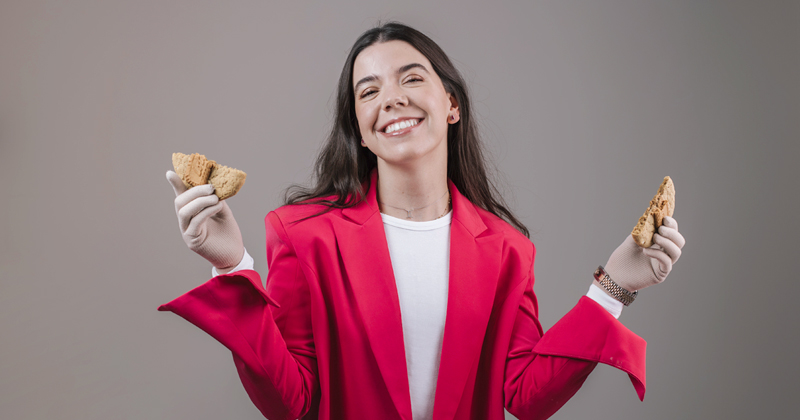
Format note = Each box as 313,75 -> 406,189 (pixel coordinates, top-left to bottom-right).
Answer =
2,1 -> 798,419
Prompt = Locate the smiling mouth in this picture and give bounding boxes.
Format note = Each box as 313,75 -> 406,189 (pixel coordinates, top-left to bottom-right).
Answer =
382,118 -> 423,134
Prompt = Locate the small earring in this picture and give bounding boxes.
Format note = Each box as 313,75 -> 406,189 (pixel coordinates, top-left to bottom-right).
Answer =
360,138 -> 366,146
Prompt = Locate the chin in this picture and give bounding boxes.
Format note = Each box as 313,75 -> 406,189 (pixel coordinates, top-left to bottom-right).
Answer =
378,142 -> 446,167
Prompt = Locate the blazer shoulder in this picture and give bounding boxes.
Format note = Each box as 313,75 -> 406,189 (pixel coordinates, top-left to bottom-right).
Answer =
267,196 -> 342,243
474,206 -> 535,255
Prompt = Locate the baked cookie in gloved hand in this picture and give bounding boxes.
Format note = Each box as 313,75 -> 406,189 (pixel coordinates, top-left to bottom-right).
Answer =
594,176 -> 686,305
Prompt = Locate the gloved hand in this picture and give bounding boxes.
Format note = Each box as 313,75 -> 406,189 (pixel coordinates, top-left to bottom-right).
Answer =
167,170 -> 244,271
602,216 -> 686,292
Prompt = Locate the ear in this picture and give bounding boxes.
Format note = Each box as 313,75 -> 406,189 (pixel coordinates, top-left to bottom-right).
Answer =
447,93 -> 460,124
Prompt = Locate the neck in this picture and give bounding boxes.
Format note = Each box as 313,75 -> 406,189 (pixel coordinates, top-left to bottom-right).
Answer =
376,160 -> 449,222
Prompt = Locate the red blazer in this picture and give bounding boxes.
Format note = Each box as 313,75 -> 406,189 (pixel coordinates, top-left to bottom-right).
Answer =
159,171 -> 646,420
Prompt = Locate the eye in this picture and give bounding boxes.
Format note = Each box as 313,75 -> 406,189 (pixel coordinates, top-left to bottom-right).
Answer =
360,89 -> 377,99
405,76 -> 423,83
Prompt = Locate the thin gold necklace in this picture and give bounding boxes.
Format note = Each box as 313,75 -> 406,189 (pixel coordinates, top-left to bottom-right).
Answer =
379,189 -> 449,219
437,194 -> 452,219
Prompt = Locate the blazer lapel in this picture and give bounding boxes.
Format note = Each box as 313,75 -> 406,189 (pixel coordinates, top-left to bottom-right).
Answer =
433,181 -> 503,420
333,170 -> 413,420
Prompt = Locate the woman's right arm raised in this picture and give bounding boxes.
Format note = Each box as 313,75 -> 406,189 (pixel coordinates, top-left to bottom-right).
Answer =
161,171 -> 319,419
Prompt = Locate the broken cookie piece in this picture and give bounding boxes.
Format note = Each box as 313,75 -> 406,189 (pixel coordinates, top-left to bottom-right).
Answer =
172,152 -> 246,200
631,176 -> 675,248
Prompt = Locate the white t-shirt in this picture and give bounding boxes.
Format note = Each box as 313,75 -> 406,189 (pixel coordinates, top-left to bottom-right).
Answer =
381,211 -> 452,420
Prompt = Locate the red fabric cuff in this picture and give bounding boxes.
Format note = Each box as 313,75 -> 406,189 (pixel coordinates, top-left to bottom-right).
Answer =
158,269 -> 279,313
533,296 -> 647,400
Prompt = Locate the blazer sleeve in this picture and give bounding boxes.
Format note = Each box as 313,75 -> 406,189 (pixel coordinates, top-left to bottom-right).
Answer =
158,211 -> 318,420
504,245 -> 646,419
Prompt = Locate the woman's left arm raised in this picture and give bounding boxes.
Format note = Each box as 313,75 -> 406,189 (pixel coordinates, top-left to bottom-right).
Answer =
504,216 -> 685,419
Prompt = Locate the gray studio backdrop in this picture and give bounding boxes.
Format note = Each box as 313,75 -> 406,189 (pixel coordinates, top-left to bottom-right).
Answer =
1,1 -> 798,419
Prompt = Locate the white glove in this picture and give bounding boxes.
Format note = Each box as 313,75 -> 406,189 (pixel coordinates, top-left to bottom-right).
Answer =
603,216 -> 686,292
167,170 -> 244,270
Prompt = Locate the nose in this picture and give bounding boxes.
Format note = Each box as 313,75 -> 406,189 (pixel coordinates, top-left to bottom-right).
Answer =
381,85 -> 408,111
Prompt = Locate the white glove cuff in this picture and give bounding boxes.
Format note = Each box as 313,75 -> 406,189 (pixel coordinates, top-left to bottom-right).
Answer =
211,247 -> 254,277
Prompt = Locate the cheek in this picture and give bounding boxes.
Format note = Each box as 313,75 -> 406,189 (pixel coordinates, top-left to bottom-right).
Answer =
425,92 -> 450,122
355,106 -> 376,136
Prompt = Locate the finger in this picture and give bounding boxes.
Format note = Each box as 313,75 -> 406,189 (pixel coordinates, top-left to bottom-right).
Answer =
643,246 -> 672,275
184,201 -> 225,238
658,224 -> 686,249
662,216 -> 678,231
167,171 -> 188,196
174,184 -> 216,212
177,194 -> 220,232
652,232 -> 682,263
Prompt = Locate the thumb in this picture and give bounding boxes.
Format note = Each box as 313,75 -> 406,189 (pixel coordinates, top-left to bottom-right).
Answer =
166,170 -> 188,196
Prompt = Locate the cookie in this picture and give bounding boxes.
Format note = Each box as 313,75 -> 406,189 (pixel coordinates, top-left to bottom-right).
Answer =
172,153 -> 215,188
631,176 -> 675,248
172,152 -> 246,200
208,163 -> 247,200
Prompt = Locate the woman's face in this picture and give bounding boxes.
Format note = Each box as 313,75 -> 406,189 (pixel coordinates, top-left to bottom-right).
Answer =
352,40 -> 458,168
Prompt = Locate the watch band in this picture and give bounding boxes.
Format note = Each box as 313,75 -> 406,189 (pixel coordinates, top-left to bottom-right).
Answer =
593,265 -> 638,306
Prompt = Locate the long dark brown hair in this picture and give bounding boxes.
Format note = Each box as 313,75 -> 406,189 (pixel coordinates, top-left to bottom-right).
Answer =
284,22 -> 529,237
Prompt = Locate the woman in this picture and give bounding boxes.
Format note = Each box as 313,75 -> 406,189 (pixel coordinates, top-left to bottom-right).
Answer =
160,22 -> 685,420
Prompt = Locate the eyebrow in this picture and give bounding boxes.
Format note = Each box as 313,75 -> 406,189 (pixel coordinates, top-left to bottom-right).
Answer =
353,63 -> 430,93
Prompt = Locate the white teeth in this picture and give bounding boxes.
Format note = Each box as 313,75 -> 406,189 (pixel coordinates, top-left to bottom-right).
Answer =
384,119 -> 419,134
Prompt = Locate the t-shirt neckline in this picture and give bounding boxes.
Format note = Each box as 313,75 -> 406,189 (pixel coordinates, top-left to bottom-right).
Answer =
380,211 -> 452,231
